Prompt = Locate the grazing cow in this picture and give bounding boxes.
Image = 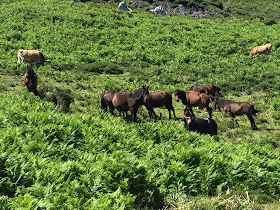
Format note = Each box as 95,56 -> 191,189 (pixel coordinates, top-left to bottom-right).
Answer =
182,107 -> 217,135
24,66 -> 39,96
17,49 -> 48,67
188,84 -> 221,96
249,43 -> 272,56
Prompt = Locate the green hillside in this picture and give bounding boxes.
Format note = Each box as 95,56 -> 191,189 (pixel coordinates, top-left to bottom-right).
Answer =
0,0 -> 280,209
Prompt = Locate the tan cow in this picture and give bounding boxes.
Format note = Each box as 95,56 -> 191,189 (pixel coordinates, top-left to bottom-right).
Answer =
17,49 -> 49,67
249,43 -> 272,56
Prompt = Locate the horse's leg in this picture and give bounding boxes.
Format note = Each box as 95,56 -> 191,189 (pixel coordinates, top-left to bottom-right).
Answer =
206,106 -> 213,118
172,107 -> 176,119
247,115 -> 258,130
152,108 -> 159,119
130,108 -> 136,122
165,104 -> 172,120
167,108 -> 172,120
109,106 -> 115,115
33,89 -> 39,96
228,112 -> 238,128
144,104 -> 153,120
149,108 -> 155,119
118,111 -> 122,117
189,106 -> 195,117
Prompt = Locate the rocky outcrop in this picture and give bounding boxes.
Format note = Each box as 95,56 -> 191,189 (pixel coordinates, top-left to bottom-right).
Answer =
129,0 -> 230,18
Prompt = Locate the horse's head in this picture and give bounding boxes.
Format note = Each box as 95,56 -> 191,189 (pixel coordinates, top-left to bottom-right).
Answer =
182,107 -> 194,126
173,90 -> 184,102
132,85 -> 149,104
208,84 -> 221,96
24,66 -> 35,83
25,66 -> 35,77
141,85 -> 149,103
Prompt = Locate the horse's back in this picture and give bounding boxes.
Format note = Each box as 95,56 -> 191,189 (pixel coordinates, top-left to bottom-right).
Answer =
188,85 -> 208,94
187,91 -> 209,106
149,92 -> 172,107
112,93 -> 130,111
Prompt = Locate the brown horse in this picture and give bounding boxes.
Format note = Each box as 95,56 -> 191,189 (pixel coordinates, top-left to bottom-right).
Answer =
101,86 -> 149,122
24,66 -> 38,96
173,90 -> 212,118
144,91 -> 176,120
101,90 -> 128,117
211,97 -> 261,130
188,84 -> 221,96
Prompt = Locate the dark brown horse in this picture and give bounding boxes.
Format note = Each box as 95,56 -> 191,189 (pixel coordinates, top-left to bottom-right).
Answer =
173,90 -> 212,118
101,86 -> 149,122
183,107 -> 217,135
144,91 -> 176,120
209,95 -> 234,112
24,66 -> 38,96
211,97 -> 261,130
188,84 -> 221,96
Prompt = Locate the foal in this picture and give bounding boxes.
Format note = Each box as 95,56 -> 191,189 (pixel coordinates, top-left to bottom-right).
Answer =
24,66 -> 38,96
182,107 -> 217,135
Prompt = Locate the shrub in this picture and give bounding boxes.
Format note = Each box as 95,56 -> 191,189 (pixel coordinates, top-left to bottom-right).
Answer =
264,18 -> 277,25
45,88 -> 74,112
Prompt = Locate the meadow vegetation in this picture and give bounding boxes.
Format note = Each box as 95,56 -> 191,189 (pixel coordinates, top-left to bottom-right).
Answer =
0,0 -> 280,208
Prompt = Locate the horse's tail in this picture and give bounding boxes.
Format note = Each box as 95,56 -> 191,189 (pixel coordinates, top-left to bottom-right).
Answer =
100,93 -> 107,112
252,105 -> 262,115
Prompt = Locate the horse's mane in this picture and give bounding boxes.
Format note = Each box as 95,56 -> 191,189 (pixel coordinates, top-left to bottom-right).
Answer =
26,66 -> 35,76
174,89 -> 185,94
131,86 -> 147,99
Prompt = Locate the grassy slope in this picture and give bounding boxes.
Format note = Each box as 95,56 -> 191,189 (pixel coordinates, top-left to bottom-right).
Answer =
0,0 -> 280,209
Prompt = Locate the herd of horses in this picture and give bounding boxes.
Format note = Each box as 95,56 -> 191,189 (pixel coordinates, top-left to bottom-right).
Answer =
100,83 -> 262,135
23,66 -> 261,136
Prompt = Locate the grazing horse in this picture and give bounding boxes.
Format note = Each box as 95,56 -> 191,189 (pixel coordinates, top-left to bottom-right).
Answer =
101,90 -> 128,117
24,66 -> 38,96
211,97 -> 261,130
183,107 -> 217,135
173,90 -> 212,118
188,84 -> 221,96
101,86 -> 149,122
144,91 -> 176,120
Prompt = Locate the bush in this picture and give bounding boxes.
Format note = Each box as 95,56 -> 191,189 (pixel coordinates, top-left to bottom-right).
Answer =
264,18 -> 277,25
45,88 -> 74,112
